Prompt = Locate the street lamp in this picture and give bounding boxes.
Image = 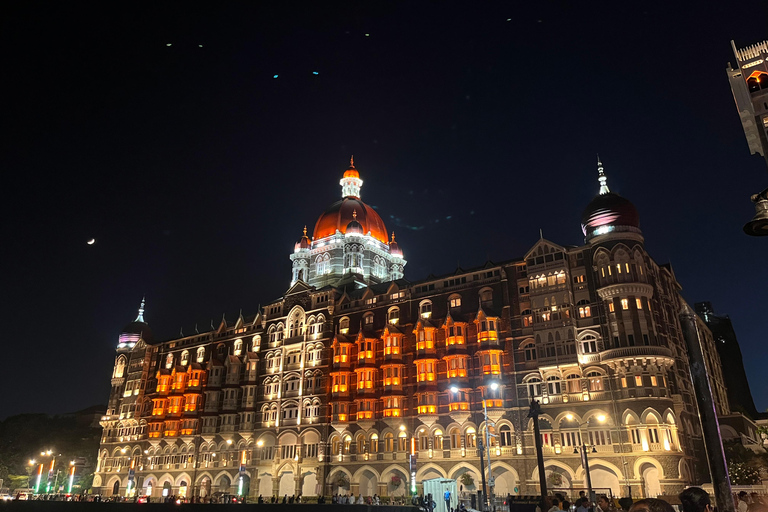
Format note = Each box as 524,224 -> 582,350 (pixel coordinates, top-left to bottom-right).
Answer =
565,414 -> 606,503
482,382 -> 499,512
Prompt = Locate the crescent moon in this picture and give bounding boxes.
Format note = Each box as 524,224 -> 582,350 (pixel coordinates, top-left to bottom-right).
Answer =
87,239 -> 96,245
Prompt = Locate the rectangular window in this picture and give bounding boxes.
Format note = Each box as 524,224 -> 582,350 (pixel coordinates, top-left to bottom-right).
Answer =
621,299 -> 629,310
608,302 -> 615,313
650,376 -> 658,386
635,375 -> 643,386
636,298 -> 643,309
621,377 -> 627,388
643,334 -> 650,345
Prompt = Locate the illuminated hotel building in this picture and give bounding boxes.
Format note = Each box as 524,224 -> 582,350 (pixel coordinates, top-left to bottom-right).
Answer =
93,158 -> 757,501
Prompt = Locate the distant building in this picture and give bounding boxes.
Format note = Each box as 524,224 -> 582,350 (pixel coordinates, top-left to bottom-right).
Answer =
726,40 -> 768,161
94,158 -> 752,501
695,302 -> 760,419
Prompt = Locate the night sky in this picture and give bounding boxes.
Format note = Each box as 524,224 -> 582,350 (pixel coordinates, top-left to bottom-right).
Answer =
2,1 -> 766,419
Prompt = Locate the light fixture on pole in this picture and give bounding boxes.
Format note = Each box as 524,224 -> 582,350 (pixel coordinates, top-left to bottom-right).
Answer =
744,188 -> 768,236
565,413 -> 606,503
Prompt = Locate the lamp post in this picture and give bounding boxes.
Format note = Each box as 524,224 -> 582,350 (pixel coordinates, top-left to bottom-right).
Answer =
565,413 -> 606,504
528,400 -> 547,507
482,383 -> 498,512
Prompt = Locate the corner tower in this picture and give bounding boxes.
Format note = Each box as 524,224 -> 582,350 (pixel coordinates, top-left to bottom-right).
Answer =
289,158 -> 406,288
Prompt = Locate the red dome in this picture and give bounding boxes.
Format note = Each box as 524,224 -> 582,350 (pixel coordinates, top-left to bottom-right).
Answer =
313,198 -> 389,243
581,193 -> 640,238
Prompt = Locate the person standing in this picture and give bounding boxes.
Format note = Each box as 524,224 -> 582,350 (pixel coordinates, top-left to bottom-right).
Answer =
738,492 -> 749,512
444,489 -> 451,512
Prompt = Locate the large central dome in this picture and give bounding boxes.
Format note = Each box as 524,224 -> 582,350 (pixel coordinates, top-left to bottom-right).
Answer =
312,158 -> 390,243
313,198 -> 389,243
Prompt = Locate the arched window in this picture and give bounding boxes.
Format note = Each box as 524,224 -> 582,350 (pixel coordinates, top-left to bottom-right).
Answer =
449,294 -> 462,309
450,428 -> 461,449
521,309 -> 533,327
523,343 -> 537,361
565,374 -> 581,393
252,335 -> 261,352
499,425 -> 512,446
479,288 -> 493,305
433,429 -> 443,450
581,334 -> 598,353
586,371 -> 604,391
419,300 -> 433,318
114,357 -> 126,378
527,377 -> 542,397
384,433 -> 394,452
316,254 -> 330,276
546,375 -> 561,395
388,307 -> 400,324
233,339 -> 242,356
196,347 -> 206,363
180,350 -> 189,366
370,433 -> 379,453
165,353 -> 174,369
465,427 -> 477,448
339,317 -> 350,333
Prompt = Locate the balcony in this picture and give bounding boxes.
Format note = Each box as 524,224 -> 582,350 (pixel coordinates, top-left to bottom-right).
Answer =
601,345 -> 673,363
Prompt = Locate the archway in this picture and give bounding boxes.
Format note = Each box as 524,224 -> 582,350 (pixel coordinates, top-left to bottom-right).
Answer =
217,475 -> 231,494
258,472 -> 273,497
198,477 -> 211,498
279,471 -> 294,496
144,479 -> 155,497
112,480 -> 120,496
642,466 -> 661,498
162,481 -> 172,497
382,467 -> 408,496
178,481 -> 188,498
492,466 -> 517,497
589,466 -> 621,498
302,471 -> 318,496
237,474 -> 250,496
358,469 -> 377,496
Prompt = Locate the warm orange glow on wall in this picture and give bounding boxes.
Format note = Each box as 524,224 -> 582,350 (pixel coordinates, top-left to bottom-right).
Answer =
156,375 -> 172,393
417,405 -> 437,414
449,402 -> 469,411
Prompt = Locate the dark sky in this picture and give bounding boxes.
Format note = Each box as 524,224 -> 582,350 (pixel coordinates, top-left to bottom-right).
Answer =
2,1 -> 766,419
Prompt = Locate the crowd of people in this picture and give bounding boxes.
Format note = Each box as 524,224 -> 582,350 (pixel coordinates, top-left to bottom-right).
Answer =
536,487 -> 768,512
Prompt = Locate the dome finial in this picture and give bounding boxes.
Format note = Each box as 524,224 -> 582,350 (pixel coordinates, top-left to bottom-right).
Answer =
350,155 -> 354,167
353,209 -> 357,220
597,154 -> 610,195
135,296 -> 146,323
391,231 -> 396,242
303,225 -> 307,236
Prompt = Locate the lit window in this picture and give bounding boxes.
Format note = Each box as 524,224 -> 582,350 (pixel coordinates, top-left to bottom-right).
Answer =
608,302 -> 615,313
650,376 -> 658,386
581,336 -> 597,353
384,336 -> 400,355
621,299 -> 629,310
450,297 -> 462,308
420,301 -> 432,318
636,298 -> 643,309
634,375 -> 643,386
579,306 -> 591,318
621,377 -> 627,388
388,308 -> 400,324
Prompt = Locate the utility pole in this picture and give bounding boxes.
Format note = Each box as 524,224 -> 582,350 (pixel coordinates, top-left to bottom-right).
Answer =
478,437 -> 488,511
528,400 -> 547,505
679,305 -> 735,512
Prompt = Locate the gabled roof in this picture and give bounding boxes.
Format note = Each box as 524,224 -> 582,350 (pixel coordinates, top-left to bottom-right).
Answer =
285,280 -> 314,296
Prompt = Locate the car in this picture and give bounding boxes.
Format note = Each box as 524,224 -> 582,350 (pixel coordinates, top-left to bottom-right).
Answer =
0,495 -> 14,501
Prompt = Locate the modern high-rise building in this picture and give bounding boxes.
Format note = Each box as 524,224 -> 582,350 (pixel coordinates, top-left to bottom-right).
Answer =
694,302 -> 761,420
93,158 -> 753,503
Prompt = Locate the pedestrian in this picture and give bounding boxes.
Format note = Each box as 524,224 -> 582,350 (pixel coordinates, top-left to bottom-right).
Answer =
597,496 -> 617,512
679,487 -> 711,512
550,498 -> 562,512
738,492 -> 749,512
629,499 -> 675,512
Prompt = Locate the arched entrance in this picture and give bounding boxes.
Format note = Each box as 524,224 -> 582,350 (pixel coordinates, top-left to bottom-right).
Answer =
237,474 -> 250,496
302,472 -> 318,496
178,481 -> 188,498
641,466 -> 661,498
258,473 -> 273,497
358,469 -> 377,496
589,466 -> 621,498
112,480 -> 120,496
162,481 -> 172,497
492,467 -> 517,497
198,477 -> 211,498
217,475 -> 231,494
279,471 -> 294,496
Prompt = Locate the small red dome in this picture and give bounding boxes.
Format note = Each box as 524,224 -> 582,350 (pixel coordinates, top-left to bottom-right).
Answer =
343,168 -> 359,179
581,193 -> 640,238
313,198 -> 389,243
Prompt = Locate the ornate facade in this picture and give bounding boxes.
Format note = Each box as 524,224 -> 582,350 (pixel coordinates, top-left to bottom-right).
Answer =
94,158 -> 737,502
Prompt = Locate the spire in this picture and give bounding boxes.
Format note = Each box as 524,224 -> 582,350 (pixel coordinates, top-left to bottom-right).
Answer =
597,154 -> 610,195
391,232 -> 396,243
135,297 -> 146,323
350,155 -> 355,167
303,225 -> 307,236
